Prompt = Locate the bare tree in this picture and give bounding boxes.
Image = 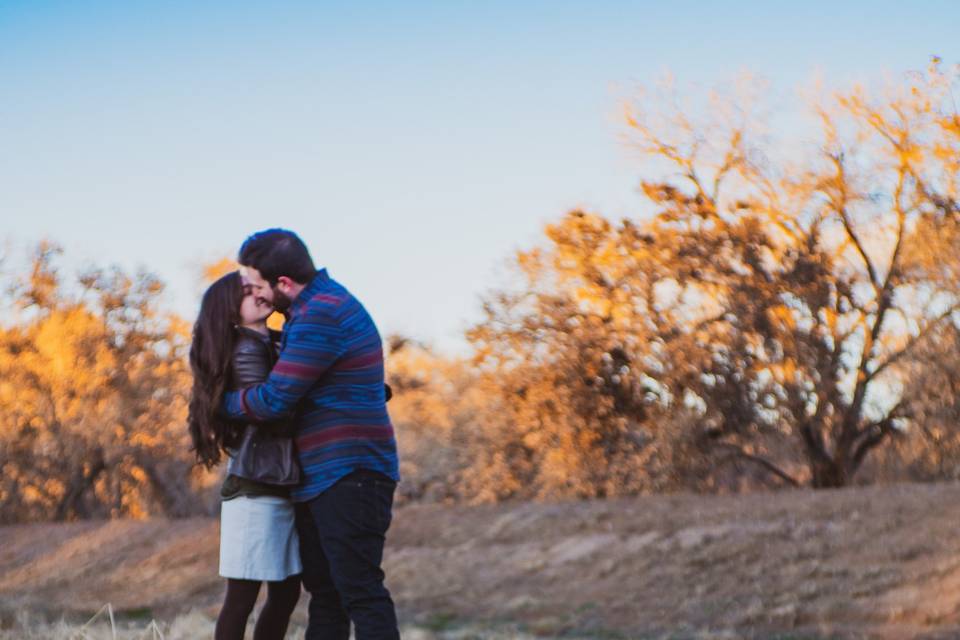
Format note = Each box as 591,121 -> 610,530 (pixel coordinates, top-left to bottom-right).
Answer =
469,60 -> 960,493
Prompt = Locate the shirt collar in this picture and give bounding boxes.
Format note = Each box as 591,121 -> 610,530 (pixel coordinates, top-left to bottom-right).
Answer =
288,269 -> 329,318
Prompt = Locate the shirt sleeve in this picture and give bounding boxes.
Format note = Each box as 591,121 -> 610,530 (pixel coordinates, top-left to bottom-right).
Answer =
222,301 -> 345,421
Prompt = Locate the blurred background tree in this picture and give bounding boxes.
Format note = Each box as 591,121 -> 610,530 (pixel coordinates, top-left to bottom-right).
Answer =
0,242 -> 198,522
468,58 -> 960,493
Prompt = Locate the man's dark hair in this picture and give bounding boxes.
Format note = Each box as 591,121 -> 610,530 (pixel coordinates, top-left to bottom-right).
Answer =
238,229 -> 317,285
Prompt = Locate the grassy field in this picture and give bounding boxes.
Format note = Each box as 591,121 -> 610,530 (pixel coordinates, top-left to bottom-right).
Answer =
4,482 -> 960,639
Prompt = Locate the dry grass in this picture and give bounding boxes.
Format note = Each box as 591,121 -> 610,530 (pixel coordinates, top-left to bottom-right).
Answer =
6,484 -> 960,638
0,606 -> 222,640
0,606 -> 567,640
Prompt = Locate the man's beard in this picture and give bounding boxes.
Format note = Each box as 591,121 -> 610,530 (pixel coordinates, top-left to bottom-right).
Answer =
270,286 -> 293,312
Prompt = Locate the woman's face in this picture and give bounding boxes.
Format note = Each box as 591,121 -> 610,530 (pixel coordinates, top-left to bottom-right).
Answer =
238,280 -> 273,325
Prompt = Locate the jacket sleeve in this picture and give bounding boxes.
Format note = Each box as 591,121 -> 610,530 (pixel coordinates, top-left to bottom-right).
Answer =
222,301 -> 345,422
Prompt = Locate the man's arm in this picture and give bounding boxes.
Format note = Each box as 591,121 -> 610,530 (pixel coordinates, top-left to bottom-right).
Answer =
222,302 -> 345,421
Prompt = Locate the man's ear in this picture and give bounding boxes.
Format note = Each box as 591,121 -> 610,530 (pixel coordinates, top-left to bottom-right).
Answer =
276,275 -> 295,292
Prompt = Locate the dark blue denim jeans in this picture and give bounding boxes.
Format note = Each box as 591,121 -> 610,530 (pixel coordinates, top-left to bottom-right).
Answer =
294,470 -> 399,640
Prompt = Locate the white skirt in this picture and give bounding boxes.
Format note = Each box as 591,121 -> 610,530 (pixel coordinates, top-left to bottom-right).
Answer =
219,495 -> 302,581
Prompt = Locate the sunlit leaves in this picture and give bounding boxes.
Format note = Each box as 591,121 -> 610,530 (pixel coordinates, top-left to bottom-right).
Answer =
469,59 -> 960,493
0,247 -> 196,522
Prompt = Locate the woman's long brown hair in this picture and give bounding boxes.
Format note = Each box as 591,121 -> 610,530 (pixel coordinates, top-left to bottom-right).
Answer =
188,271 -> 243,468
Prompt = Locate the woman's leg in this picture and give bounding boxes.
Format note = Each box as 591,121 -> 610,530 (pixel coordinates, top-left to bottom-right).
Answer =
253,574 -> 302,640
215,578 -> 262,640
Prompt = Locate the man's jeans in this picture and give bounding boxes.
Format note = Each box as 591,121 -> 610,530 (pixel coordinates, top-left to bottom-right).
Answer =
294,470 -> 400,640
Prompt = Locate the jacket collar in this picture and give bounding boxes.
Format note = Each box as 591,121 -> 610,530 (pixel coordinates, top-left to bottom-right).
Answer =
236,325 -> 272,343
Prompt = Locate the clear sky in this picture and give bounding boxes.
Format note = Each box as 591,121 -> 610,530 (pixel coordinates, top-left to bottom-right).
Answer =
1,1 -> 957,352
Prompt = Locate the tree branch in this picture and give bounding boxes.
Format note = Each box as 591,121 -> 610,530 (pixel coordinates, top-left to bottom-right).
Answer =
825,152 -> 880,290
850,402 -> 907,474
867,302 -> 960,382
714,442 -> 800,487
837,208 -> 881,290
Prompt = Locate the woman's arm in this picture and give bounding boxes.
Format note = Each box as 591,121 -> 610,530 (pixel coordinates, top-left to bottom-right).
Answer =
223,301 -> 344,421
229,337 -> 292,432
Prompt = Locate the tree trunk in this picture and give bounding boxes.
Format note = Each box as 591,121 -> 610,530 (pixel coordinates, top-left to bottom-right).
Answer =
810,458 -> 850,488
54,452 -> 105,521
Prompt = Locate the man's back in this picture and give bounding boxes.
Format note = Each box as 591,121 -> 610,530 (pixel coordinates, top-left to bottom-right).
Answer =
284,271 -> 400,502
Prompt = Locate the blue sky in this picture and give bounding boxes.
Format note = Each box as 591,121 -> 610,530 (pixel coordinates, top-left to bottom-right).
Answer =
1,1 -> 957,352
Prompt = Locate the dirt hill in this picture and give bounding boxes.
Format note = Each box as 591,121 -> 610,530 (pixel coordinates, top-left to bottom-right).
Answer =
3,482 -> 960,639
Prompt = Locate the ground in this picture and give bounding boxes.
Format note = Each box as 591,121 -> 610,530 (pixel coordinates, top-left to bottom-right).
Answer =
2,482 -> 960,639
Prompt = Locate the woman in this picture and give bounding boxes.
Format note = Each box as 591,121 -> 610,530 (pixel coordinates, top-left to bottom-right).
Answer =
188,271 -> 301,640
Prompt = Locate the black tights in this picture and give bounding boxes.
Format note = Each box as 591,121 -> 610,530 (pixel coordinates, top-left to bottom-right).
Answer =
215,575 -> 302,640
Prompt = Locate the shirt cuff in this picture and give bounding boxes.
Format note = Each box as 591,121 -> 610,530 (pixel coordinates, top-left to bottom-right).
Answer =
222,390 -> 248,419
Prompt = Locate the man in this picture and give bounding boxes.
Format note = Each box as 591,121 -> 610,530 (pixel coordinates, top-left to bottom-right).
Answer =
221,229 -> 401,640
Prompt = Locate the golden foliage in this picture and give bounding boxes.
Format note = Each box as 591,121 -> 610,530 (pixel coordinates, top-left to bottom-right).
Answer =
0,248 -> 198,522
201,257 -> 237,283
464,58 -> 960,494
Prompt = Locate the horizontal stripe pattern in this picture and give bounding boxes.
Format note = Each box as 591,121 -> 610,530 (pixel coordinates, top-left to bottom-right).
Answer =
223,269 -> 400,502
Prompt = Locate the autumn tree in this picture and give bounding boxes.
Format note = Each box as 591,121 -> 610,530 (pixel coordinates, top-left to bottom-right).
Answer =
470,59 -> 960,493
0,243 -> 198,521
383,335 -> 483,502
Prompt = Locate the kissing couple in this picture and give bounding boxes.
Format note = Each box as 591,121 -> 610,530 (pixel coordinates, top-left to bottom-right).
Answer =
188,229 -> 401,640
